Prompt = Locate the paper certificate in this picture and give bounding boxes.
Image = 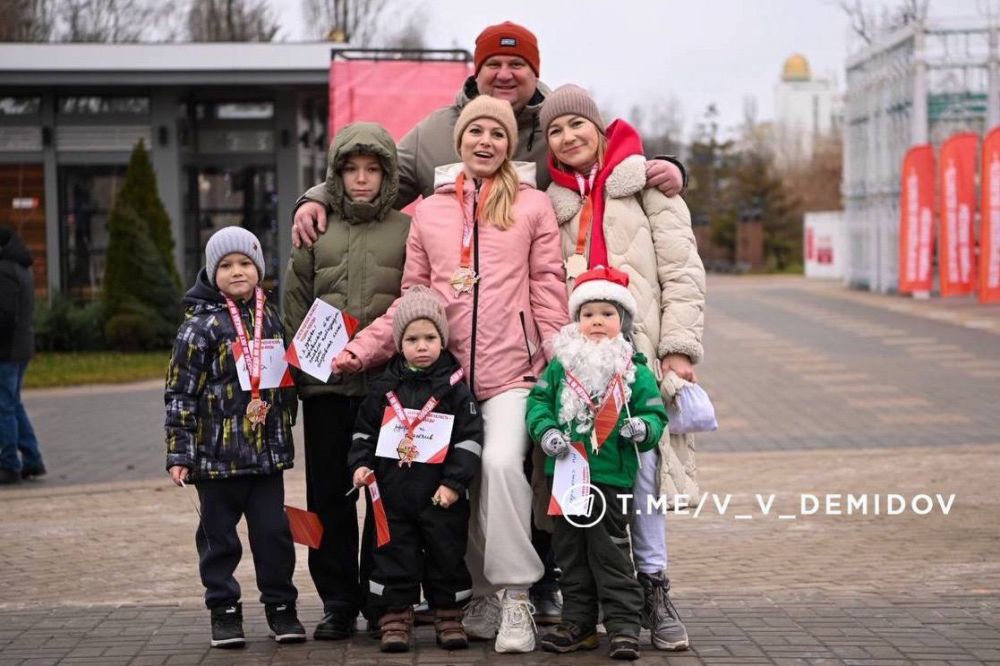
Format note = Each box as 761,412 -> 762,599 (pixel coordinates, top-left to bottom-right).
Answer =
235,339 -> 294,390
548,441 -> 591,516
375,407 -> 455,464
284,299 -> 358,383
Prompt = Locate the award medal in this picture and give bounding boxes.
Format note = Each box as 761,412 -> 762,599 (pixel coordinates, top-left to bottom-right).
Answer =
225,286 -> 269,430
565,253 -> 588,280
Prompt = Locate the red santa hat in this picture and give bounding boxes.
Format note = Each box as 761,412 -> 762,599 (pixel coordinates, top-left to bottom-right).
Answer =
568,265 -> 637,321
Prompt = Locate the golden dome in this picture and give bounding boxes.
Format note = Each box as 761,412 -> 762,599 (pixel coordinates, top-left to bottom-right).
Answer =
782,54 -> 811,82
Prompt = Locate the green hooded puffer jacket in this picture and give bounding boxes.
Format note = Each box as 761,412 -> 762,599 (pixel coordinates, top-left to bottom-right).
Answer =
282,122 -> 411,398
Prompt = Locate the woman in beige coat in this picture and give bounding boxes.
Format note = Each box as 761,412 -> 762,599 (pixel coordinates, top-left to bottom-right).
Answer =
539,84 -> 706,652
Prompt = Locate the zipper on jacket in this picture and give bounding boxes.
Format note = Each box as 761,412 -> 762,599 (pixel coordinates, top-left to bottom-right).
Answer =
469,182 -> 481,397
519,311 -> 536,382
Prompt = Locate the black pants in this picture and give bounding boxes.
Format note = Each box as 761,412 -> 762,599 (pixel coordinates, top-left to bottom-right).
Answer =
369,497 -> 472,610
551,482 -> 643,634
302,394 -> 376,615
195,473 -> 297,609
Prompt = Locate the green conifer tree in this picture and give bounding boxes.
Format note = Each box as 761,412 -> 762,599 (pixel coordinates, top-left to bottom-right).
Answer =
102,144 -> 183,349
114,140 -> 181,288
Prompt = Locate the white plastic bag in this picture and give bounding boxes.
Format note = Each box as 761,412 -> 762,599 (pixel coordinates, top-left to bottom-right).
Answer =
667,384 -> 718,434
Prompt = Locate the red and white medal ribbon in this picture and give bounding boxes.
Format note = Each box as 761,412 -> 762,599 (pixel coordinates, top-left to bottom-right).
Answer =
564,359 -> 631,454
384,368 -> 465,467
566,164 -> 599,280
225,286 -> 269,429
450,173 -> 491,294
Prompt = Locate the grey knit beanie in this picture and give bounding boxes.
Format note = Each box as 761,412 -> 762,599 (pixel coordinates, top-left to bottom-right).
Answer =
540,84 -> 606,136
454,95 -> 518,159
205,226 -> 266,286
392,286 -> 449,350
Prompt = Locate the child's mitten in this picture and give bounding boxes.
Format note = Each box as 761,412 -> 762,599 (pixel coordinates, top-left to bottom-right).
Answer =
619,417 -> 647,443
541,429 -> 570,458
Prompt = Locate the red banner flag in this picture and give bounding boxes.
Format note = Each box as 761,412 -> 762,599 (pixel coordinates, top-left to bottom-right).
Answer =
284,505 -> 323,549
330,58 -> 473,143
939,133 -> 978,296
981,126 -> 1000,303
899,145 -> 936,294
364,473 -> 391,548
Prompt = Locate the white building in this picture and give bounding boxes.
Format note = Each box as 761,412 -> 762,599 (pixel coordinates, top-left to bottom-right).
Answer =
773,54 -> 841,168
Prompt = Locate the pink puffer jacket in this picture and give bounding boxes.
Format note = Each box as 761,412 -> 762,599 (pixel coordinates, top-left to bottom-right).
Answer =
345,162 -> 568,401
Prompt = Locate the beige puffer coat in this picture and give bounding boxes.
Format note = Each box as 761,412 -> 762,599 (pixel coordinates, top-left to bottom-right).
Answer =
546,154 -> 706,505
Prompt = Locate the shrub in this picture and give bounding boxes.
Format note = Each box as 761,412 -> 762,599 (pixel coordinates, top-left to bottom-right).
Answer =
105,312 -> 156,352
34,296 -> 105,352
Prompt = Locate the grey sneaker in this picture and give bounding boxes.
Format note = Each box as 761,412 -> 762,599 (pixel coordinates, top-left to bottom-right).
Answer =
530,588 -> 562,625
463,594 -> 501,640
494,590 -> 536,653
638,572 -> 689,650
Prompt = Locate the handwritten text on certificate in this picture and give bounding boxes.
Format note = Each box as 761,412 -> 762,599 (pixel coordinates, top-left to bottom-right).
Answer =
285,299 -> 354,382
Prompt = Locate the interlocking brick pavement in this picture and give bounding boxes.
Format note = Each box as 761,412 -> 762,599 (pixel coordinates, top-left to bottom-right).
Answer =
3,275 -> 999,664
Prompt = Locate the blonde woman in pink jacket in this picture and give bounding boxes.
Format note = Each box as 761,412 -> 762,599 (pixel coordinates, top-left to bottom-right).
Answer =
334,95 -> 568,654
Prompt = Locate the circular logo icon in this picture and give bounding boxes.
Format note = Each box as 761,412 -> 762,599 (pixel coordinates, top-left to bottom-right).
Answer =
560,483 -> 607,529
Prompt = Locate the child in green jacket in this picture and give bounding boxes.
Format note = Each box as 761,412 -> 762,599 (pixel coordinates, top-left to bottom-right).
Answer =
526,266 -> 667,661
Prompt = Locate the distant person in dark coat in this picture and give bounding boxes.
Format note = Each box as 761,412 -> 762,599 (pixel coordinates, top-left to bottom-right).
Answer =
0,225 -> 45,485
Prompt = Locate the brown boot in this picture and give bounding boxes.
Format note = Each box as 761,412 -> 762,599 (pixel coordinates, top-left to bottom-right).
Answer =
379,608 -> 413,653
434,608 -> 468,650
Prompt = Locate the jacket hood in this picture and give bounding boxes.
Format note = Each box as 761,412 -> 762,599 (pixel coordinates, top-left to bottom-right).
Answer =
0,227 -> 33,268
324,122 -> 400,223
182,267 -> 227,311
432,161 -> 538,192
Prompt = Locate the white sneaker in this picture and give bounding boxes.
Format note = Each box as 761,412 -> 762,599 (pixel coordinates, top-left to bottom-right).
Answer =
463,594 -> 501,640
494,591 -> 536,653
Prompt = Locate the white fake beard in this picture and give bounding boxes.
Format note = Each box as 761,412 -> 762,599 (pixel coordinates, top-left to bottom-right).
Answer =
550,324 -> 635,434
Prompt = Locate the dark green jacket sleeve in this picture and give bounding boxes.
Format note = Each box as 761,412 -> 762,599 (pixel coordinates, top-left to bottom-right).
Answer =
627,365 -> 668,453
526,360 -> 563,444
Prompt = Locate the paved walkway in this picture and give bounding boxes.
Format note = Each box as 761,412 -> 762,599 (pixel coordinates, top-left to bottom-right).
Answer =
3,276 -> 999,664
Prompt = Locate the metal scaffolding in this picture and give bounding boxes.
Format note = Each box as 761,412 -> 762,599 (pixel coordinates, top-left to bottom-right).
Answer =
843,17 -> 1000,292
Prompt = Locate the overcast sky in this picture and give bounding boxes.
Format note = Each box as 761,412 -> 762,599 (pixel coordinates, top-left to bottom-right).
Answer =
271,0 -> 989,140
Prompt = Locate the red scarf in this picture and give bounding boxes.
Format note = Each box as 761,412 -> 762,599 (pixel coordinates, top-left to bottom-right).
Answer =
548,119 -> 645,268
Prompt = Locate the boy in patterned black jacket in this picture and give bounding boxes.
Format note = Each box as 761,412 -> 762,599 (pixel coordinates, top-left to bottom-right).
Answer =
348,286 -> 483,653
165,226 -> 304,649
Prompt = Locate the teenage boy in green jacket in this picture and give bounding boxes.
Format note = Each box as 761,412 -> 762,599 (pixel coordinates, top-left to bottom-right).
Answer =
282,122 -> 410,639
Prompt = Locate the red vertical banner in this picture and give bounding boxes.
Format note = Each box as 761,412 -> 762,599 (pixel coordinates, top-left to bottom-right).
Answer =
980,126 -> 1000,303
939,133 -> 978,297
330,58 -> 473,142
899,145 -> 936,293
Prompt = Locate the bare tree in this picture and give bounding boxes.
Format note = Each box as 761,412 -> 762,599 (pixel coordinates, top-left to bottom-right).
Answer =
302,0 -> 388,43
837,0 -> 930,46
0,0 -> 54,41
383,7 -> 426,49
54,0 -> 166,42
628,94 -> 685,157
187,0 -> 280,42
